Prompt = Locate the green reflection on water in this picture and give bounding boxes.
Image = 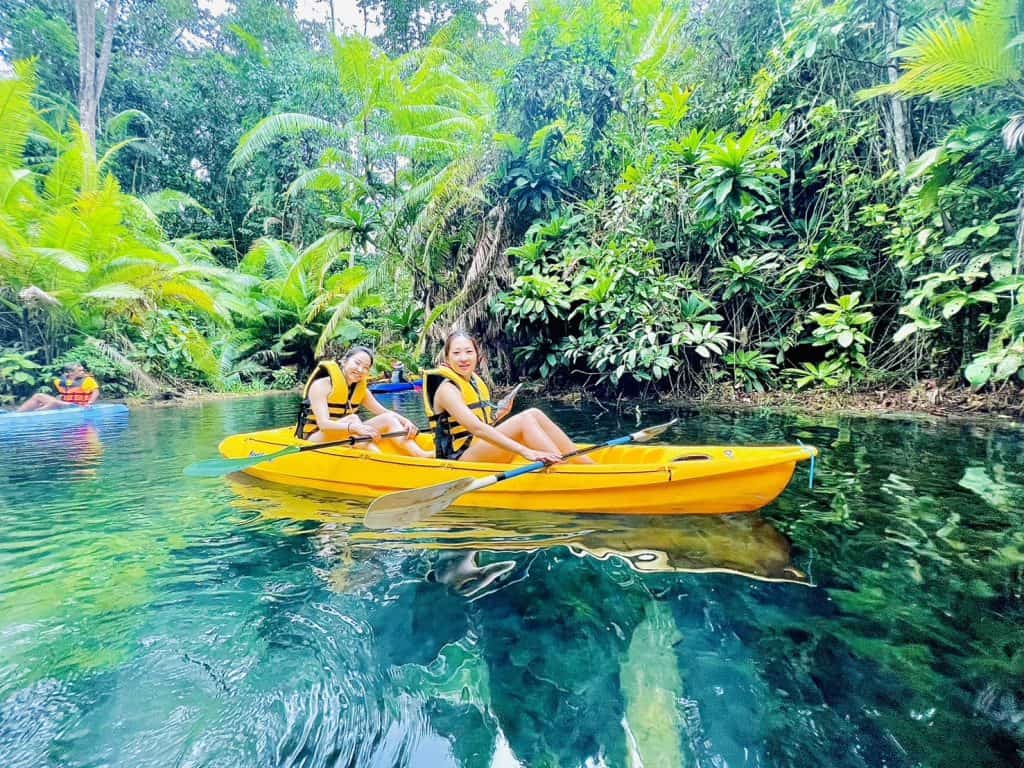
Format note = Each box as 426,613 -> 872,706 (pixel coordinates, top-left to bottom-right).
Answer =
0,395 -> 1021,767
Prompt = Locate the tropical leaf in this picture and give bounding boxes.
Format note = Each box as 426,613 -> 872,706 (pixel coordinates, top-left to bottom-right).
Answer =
0,61 -> 37,171
141,190 -> 212,218
313,256 -> 399,356
286,166 -> 364,197
229,113 -> 345,172
1002,113 -> 1024,151
858,0 -> 1021,101
103,108 -> 151,140
84,336 -> 163,394
83,283 -> 148,301
226,23 -> 270,65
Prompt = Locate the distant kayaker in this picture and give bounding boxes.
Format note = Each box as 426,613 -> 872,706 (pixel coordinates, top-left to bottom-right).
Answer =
17,362 -> 100,412
296,346 -> 430,458
423,331 -> 594,465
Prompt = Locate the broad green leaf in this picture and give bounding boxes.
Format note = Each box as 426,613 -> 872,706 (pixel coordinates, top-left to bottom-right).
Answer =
824,271 -> 839,293
964,360 -> 992,389
993,354 -> 1022,381
942,296 -> 966,318
714,178 -> 733,206
892,323 -> 919,343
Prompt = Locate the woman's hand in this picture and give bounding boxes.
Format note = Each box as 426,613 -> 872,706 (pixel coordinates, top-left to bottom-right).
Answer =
396,413 -> 419,438
493,383 -> 522,422
494,396 -> 514,422
521,448 -> 563,465
349,420 -> 381,440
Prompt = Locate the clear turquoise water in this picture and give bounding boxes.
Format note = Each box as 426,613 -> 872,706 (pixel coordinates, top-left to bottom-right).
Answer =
1,394 -> 1022,767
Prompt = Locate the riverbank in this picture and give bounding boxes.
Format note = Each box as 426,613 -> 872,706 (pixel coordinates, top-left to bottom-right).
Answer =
547,379 -> 1024,426
128,388 -> 299,407
124,379 -> 1023,426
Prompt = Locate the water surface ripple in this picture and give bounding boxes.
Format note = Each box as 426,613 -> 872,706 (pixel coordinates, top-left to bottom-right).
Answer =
1,395 -> 1021,767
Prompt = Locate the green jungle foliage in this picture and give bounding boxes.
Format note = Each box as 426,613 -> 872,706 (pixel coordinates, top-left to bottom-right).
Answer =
1,0 -> 1021,398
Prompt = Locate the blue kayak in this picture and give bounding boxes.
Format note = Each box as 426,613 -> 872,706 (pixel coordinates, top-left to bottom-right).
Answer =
368,381 -> 422,394
0,403 -> 129,431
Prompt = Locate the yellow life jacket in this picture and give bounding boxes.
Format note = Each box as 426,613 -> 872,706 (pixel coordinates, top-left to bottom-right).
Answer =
294,360 -> 368,439
422,366 -> 494,459
54,375 -> 98,405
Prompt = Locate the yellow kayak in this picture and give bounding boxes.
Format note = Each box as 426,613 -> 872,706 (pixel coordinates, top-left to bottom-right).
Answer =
218,426 -> 816,515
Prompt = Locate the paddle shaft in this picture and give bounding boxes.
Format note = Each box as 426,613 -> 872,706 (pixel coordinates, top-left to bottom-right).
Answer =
295,430 -> 408,453
362,418 -> 678,527
184,429 -> 413,477
450,426 -> 669,496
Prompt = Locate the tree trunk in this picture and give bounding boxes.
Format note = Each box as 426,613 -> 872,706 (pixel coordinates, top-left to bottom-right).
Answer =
884,5 -> 912,172
74,0 -> 120,147
75,0 -> 97,144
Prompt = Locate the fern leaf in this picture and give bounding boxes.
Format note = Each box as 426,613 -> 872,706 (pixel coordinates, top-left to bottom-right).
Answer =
858,0 -> 1020,101
229,113 -> 344,172
0,61 -> 38,171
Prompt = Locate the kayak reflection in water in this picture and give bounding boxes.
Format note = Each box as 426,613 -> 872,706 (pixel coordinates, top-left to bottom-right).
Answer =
295,346 -> 430,458
423,330 -> 593,465
426,551 -> 517,598
17,362 -> 100,412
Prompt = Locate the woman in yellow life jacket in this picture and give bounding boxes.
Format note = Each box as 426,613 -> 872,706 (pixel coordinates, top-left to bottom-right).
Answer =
296,346 -> 430,458
424,331 -> 594,465
17,362 -> 100,412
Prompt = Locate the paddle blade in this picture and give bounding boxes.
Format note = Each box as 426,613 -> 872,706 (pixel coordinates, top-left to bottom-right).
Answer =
632,418 -> 679,442
364,476 -> 478,529
183,445 -> 299,478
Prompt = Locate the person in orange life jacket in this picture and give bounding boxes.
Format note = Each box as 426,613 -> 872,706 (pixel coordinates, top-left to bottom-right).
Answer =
298,346 -> 430,458
17,362 -> 100,412
424,331 -> 594,465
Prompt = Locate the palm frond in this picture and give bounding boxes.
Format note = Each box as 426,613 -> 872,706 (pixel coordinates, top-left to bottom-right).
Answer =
43,123 -> 98,203
229,113 -> 344,172
423,203 -> 510,338
238,237 -> 296,279
313,256 -> 399,356
330,35 -> 399,120
84,336 -> 164,394
83,283 -> 148,301
180,327 -> 221,379
286,165 -> 365,197
0,61 -> 37,171
284,231 -> 346,297
98,137 -> 145,171
142,190 -> 212,217
31,247 -> 89,273
103,108 -> 151,140
858,0 -> 1020,101
159,280 -> 222,319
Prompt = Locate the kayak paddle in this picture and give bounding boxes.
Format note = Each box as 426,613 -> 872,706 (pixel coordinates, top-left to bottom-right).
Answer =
363,419 -> 678,529
184,430 -> 409,478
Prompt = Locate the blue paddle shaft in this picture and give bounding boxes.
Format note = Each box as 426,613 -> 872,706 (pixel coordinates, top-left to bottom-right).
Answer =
493,433 -> 634,482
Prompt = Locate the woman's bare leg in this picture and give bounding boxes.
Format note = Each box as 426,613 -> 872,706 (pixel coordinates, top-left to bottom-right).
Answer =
459,411 -> 565,463
364,413 -> 431,458
17,394 -> 70,412
516,411 -> 598,466
521,408 -> 595,463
